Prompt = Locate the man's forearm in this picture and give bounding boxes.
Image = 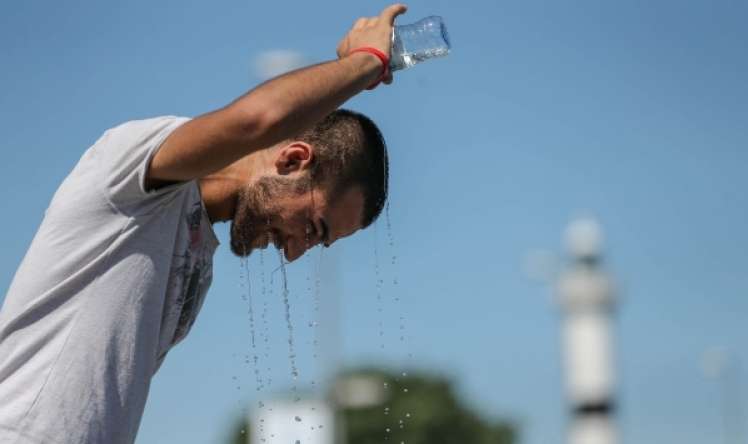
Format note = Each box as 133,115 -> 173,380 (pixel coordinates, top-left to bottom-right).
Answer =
148,6 -> 403,185
230,52 -> 382,150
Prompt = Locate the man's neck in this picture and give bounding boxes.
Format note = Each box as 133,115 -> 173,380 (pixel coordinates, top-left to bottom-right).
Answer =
198,152 -> 270,223
198,175 -> 239,223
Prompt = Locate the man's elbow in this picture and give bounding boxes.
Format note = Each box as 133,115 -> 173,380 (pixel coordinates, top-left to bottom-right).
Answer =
228,102 -> 283,148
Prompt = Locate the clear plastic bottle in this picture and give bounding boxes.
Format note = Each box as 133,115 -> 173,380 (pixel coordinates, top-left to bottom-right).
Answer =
390,16 -> 451,71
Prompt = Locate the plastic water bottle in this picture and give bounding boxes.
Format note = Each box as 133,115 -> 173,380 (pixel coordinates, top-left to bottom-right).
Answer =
390,16 -> 451,71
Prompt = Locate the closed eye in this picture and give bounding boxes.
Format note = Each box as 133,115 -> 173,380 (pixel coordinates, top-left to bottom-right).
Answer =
306,220 -> 317,243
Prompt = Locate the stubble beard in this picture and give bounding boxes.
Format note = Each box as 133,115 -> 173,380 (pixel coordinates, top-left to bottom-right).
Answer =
230,178 -> 275,257
229,175 -> 312,257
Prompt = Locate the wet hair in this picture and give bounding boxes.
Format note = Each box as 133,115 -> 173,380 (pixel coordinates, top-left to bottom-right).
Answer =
297,109 -> 389,228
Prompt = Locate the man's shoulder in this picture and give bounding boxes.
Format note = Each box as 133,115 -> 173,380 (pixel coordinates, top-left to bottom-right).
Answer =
103,115 -> 191,138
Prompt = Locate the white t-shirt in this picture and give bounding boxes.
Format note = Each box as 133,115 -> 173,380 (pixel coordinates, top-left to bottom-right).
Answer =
0,116 -> 219,443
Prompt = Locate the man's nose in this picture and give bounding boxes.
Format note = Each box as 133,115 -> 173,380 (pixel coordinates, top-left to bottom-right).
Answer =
286,248 -> 303,262
287,239 -> 315,262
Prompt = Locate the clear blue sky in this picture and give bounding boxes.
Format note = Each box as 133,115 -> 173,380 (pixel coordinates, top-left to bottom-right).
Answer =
1,1 -> 747,443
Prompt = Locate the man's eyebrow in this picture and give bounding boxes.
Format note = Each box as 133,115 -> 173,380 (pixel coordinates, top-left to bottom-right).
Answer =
320,218 -> 330,247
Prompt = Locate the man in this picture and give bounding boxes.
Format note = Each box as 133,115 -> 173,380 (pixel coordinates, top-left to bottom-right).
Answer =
0,4 -> 407,443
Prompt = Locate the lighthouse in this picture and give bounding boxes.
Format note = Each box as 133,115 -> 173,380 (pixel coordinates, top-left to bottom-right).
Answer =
556,219 -> 618,444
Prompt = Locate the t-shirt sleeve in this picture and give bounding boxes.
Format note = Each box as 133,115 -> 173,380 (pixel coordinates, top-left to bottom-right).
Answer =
93,115 -> 192,213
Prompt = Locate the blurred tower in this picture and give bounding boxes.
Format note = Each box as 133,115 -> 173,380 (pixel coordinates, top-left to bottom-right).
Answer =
556,219 -> 618,444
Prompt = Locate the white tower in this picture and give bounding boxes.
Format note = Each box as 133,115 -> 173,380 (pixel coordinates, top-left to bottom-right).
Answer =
556,218 -> 618,444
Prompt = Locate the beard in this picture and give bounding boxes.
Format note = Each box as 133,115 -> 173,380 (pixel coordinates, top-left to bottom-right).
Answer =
229,175 -> 310,257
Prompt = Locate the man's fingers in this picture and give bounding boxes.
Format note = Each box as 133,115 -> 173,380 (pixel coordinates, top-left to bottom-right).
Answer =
379,3 -> 408,25
353,18 -> 367,30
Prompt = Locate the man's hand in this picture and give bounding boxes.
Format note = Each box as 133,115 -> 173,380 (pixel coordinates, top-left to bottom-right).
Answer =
336,4 -> 408,85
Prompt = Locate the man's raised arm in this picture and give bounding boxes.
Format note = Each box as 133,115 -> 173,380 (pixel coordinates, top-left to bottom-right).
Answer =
147,4 -> 407,187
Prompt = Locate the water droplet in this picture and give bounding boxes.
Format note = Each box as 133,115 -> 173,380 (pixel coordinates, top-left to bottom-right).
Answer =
295,416 -> 302,422
403,388 -> 409,393
275,249 -> 302,399
406,412 -> 411,418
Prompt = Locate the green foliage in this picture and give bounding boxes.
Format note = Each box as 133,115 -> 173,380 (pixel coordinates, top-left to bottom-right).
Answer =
340,369 -> 517,444
227,417 -> 250,444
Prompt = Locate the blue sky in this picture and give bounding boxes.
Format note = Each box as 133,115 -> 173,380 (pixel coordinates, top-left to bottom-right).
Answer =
1,1 -> 747,443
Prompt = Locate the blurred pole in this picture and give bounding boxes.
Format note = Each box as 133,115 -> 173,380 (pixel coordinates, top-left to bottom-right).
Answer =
315,247 -> 345,444
723,358 -> 746,444
556,219 -> 618,444
317,247 -> 343,389
703,348 -> 746,444
721,362 -> 744,444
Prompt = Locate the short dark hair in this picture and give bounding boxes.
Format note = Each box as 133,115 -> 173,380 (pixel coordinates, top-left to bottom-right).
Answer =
298,109 -> 388,228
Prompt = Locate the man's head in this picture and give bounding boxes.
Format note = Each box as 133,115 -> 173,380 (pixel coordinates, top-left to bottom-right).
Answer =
230,109 -> 388,261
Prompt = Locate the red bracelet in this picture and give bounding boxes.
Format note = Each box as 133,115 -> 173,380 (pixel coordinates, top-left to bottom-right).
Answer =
349,47 -> 390,90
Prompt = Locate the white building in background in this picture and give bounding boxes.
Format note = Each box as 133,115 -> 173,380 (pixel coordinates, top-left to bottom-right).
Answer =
556,218 -> 619,444
250,399 -> 334,444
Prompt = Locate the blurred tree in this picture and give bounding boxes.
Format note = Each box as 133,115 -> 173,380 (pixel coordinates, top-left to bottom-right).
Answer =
226,369 -> 518,444
227,418 -> 250,444
340,369 -> 517,444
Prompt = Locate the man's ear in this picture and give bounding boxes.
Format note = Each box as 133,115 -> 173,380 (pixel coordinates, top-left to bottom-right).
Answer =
275,142 -> 314,175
